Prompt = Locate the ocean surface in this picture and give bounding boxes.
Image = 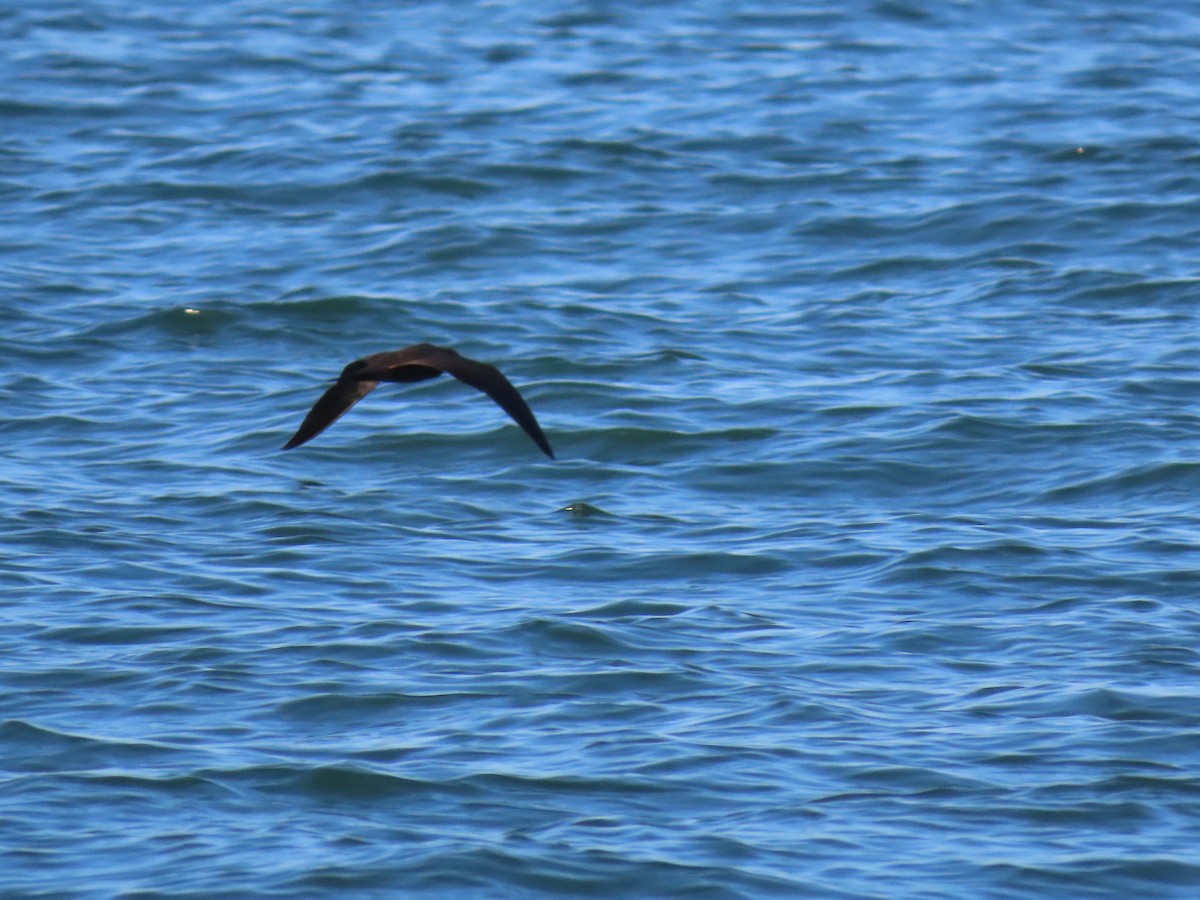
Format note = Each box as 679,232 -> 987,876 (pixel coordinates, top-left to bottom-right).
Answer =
3,1 -> 1200,897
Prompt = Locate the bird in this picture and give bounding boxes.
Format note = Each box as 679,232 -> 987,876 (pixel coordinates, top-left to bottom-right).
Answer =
282,343 -> 554,458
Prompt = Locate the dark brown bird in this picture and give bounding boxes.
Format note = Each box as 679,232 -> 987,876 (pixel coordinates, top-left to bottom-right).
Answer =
282,343 -> 554,458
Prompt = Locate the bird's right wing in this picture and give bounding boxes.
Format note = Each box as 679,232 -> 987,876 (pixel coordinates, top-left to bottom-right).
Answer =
404,346 -> 554,459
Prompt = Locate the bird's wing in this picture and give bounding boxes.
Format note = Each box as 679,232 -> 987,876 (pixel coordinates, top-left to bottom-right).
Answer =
402,345 -> 555,459
282,379 -> 378,450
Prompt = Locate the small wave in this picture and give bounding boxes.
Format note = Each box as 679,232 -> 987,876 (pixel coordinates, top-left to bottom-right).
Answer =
74,305 -> 239,342
349,170 -> 495,199
207,763 -> 463,801
0,720 -> 178,771
1045,460 -> 1200,501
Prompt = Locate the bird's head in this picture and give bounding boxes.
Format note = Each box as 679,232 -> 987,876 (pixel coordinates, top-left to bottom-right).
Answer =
340,359 -> 371,380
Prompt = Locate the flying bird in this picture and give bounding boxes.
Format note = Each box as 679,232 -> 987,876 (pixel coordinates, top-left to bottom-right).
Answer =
282,343 -> 554,458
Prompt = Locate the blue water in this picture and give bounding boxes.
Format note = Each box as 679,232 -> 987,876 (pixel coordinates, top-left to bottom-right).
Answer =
4,1 -> 1200,896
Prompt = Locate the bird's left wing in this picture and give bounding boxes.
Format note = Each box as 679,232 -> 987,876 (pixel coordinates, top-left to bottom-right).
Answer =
282,379 -> 379,450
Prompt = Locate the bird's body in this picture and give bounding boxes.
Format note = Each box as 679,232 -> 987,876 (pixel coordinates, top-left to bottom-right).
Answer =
282,343 -> 554,458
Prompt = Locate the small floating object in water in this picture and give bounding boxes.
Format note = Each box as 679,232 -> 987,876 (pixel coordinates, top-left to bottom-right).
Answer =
561,502 -> 610,518
282,343 -> 554,459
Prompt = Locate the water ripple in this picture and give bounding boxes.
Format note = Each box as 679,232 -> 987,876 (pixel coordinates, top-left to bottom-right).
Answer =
4,1 -> 1200,897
